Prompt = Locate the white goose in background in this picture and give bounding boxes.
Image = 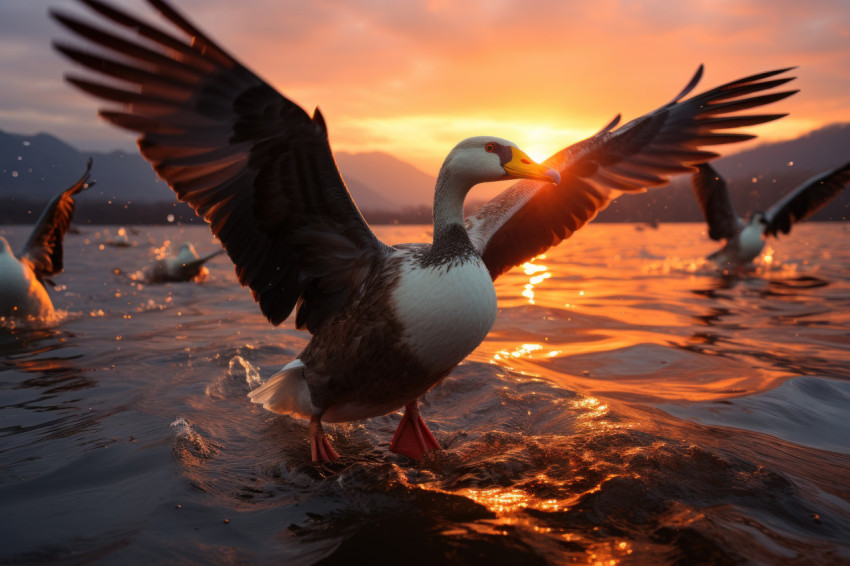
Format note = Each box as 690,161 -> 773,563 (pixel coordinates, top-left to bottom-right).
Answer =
54,0 -> 796,461
0,159 -> 93,323
146,242 -> 225,283
692,161 -> 850,271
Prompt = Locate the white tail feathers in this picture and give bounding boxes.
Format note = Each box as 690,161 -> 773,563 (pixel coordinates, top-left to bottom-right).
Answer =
247,360 -> 312,418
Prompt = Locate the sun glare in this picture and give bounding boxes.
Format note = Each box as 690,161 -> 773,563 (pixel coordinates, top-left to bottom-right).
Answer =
333,115 -> 594,173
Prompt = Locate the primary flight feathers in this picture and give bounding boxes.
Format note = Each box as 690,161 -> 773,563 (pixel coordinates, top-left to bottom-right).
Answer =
467,66 -> 797,278
21,157 -> 94,282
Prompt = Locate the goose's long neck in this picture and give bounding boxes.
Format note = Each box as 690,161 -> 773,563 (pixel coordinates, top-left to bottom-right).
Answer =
429,166 -> 476,260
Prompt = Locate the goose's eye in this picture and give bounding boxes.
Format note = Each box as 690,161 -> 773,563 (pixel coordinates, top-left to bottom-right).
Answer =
485,143 -> 496,153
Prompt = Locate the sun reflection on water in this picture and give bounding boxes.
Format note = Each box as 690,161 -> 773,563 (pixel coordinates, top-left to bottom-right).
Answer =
573,395 -> 609,418
492,343 -> 543,362
460,486 -> 530,515
761,244 -> 775,267
521,256 -> 551,304
456,483 -> 634,565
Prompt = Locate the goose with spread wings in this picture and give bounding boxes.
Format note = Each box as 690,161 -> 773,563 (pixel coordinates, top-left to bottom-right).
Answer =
0,159 -> 93,323
53,0 -> 796,461
692,161 -> 850,270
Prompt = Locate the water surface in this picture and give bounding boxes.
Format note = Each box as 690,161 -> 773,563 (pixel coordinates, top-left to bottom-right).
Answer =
1,223 -> 849,565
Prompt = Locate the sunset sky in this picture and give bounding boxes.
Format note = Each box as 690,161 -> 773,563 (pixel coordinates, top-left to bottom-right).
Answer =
0,0 -> 848,175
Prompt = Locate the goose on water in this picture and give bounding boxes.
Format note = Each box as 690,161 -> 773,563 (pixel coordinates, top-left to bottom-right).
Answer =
104,226 -> 134,248
692,161 -> 850,271
146,242 -> 225,283
0,159 -> 93,324
53,0 -> 797,461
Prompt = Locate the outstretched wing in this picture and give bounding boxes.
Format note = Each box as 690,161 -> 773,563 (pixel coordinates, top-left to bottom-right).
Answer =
53,0 -> 388,329
691,163 -> 743,241
466,66 -> 797,279
20,158 -> 93,281
763,161 -> 850,237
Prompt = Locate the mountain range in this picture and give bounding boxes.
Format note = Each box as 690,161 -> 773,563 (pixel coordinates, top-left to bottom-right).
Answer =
0,129 -> 430,210
1,123 -> 849,224
596,123 -> 850,223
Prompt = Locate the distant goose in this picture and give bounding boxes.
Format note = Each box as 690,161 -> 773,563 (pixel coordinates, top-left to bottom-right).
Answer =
692,161 -> 850,270
105,226 -> 134,248
146,242 -> 224,283
0,159 -> 93,322
54,0 -> 796,461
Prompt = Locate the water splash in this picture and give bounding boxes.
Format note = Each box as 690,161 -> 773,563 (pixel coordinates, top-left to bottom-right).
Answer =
230,355 -> 263,389
0,308 -> 70,330
170,417 -> 220,462
204,355 -> 263,400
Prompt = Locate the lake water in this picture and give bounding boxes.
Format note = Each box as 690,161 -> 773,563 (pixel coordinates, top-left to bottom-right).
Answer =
1,222 -> 849,565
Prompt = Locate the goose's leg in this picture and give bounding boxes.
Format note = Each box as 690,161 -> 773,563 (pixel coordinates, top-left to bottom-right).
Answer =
309,414 -> 339,462
389,400 -> 441,459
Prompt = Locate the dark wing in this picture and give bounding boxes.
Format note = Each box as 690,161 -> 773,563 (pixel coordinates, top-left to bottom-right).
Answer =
52,0 -> 388,330
20,158 -> 93,281
691,163 -> 743,240
763,161 -> 850,237
466,66 -> 797,279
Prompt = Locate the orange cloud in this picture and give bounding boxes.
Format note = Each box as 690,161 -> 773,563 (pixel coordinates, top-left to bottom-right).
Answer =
1,0 -> 847,174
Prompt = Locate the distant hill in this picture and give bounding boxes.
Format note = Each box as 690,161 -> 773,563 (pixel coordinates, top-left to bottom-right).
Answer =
0,130 -> 173,203
1,124 -> 849,225
0,128 -> 428,223
334,151 -> 436,207
597,123 -> 850,223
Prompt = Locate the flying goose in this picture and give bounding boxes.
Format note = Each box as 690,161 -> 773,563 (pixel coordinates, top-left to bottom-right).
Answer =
146,242 -> 225,283
0,159 -> 93,323
692,161 -> 850,270
53,0 -> 796,461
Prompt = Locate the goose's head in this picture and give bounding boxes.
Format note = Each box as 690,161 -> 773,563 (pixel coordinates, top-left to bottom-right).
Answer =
176,242 -> 198,262
440,136 -> 561,188
750,211 -> 768,226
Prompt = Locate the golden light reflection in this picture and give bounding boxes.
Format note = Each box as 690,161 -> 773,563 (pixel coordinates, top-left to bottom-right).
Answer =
456,484 -> 565,523
572,397 -> 618,435
573,396 -> 609,419
762,244 -> 775,267
492,343 -> 543,361
439,480 -> 637,565
520,256 -> 550,305
522,261 -> 548,275
537,498 -> 562,512
582,538 -> 635,566
461,487 -> 530,514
